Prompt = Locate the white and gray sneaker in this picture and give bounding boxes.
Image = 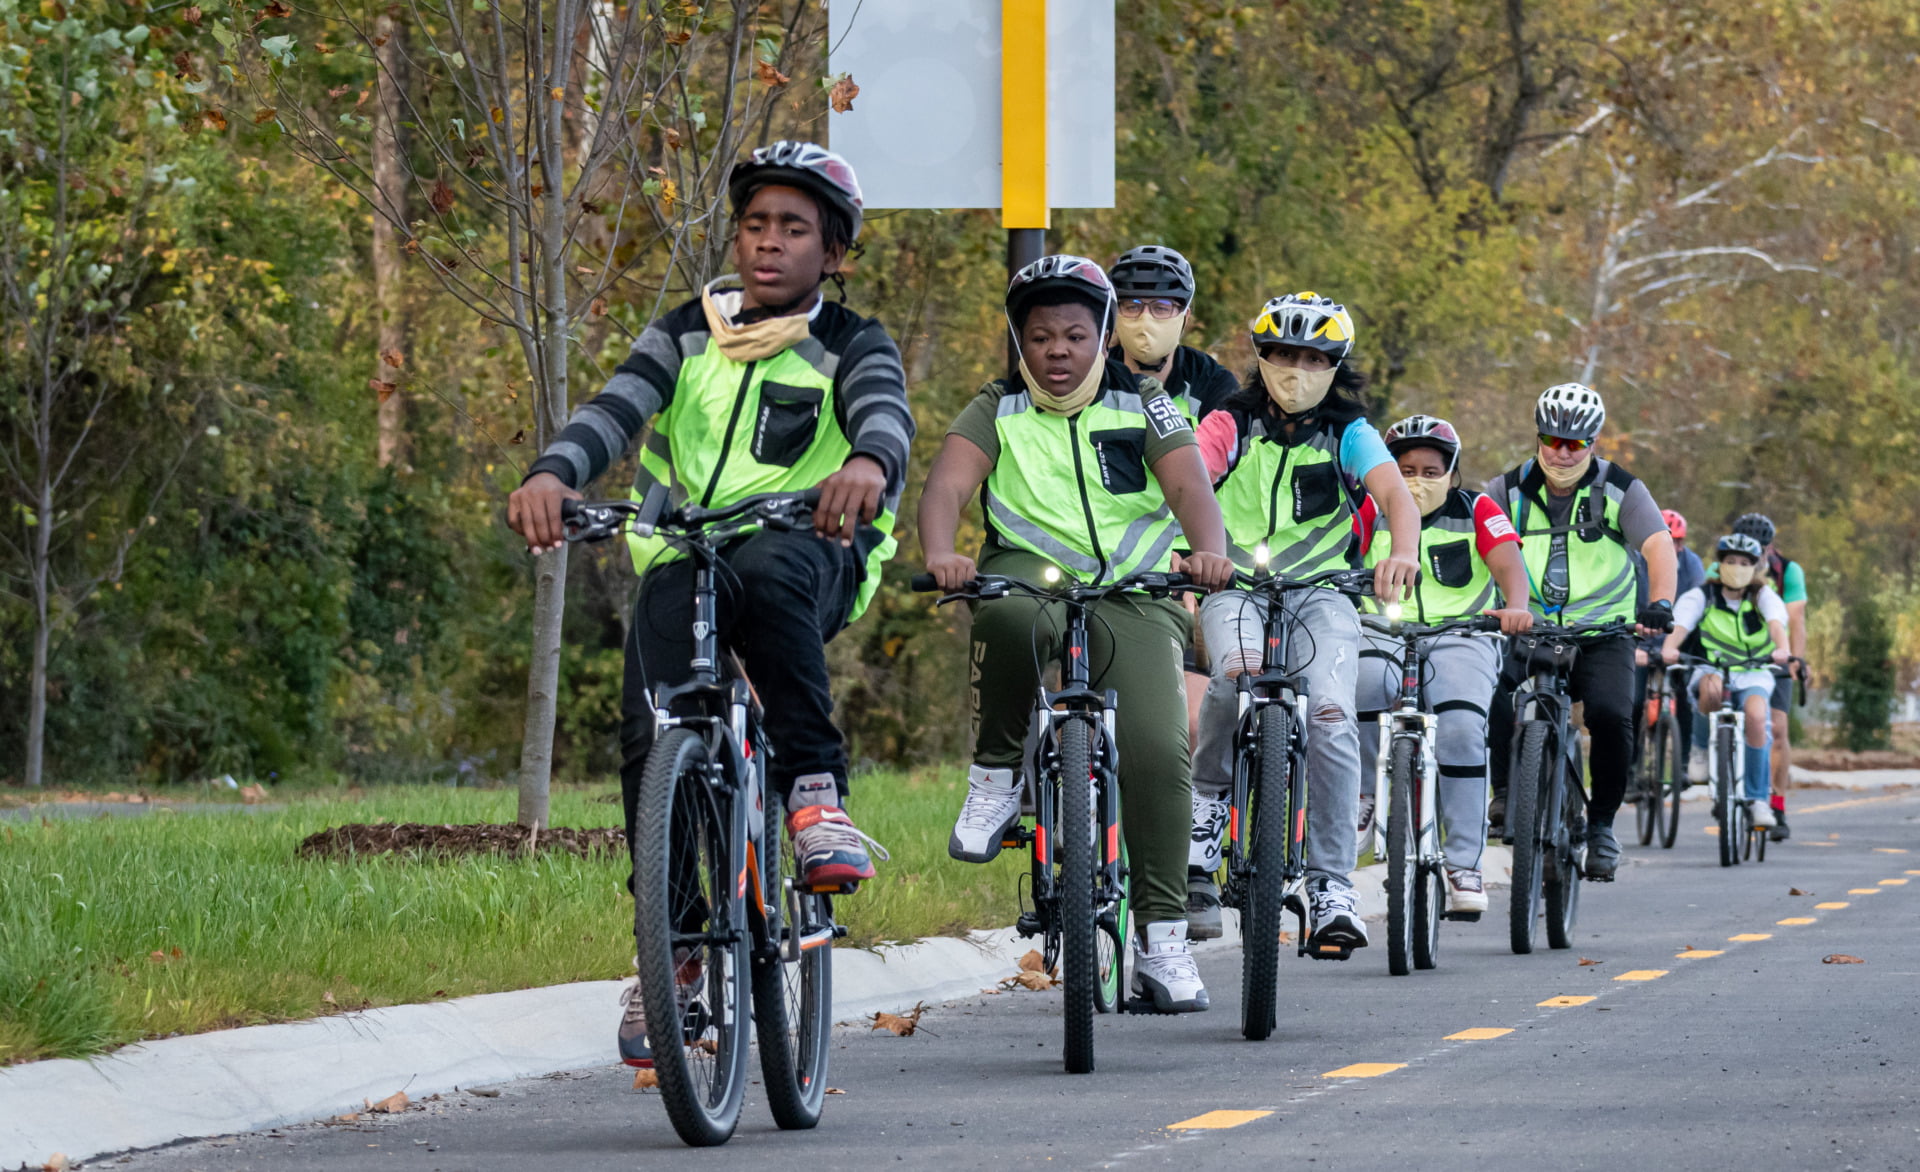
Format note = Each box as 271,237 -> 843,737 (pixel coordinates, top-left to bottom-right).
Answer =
1131,920 -> 1210,1013
1306,878 -> 1369,956
1747,799 -> 1777,828
948,764 -> 1022,862
1444,867 -> 1488,915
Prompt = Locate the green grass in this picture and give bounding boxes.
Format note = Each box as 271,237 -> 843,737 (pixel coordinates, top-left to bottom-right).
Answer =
0,767 -> 1014,1064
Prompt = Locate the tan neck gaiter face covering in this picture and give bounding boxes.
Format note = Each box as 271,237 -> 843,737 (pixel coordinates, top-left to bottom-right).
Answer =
1406,475 -> 1450,517
1540,449 -> 1593,491
1115,312 -> 1185,369
1259,359 -> 1336,415
1019,356 -> 1103,415
702,278 -> 814,362
1720,563 -> 1757,590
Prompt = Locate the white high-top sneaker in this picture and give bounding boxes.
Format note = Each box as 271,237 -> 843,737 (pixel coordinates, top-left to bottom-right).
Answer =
948,765 -> 1022,862
1131,920 -> 1210,1013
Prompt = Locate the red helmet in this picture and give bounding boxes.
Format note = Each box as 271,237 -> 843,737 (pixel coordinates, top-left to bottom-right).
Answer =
1661,508 -> 1687,540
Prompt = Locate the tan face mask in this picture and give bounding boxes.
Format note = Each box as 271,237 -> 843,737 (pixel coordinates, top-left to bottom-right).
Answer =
1114,312 -> 1185,369
701,278 -> 814,363
1539,449 -> 1593,491
1406,475 -> 1450,518
1019,355 -> 1103,415
1720,562 -> 1757,590
1259,359 -> 1336,414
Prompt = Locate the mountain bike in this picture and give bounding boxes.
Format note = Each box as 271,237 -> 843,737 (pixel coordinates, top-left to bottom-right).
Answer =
1630,662 -> 1686,849
1359,612 -> 1502,976
1674,654 -> 1800,867
1503,621 -> 1636,955
562,487 -> 841,1147
1213,565 -> 1375,1040
913,567 -> 1195,1074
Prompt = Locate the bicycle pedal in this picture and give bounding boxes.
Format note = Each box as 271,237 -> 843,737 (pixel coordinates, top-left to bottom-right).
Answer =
1442,911 -> 1482,923
807,882 -> 859,895
1120,996 -> 1176,1015
1308,943 -> 1354,961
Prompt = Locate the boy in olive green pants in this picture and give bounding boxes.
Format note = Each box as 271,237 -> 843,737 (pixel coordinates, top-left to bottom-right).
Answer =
917,255 -> 1233,1013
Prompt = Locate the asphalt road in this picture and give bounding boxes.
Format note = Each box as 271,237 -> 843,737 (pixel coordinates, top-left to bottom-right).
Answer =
121,788 -> 1920,1172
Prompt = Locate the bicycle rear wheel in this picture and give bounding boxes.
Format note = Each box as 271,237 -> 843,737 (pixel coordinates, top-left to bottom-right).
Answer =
1657,715 -> 1683,849
1241,703 -> 1292,1041
1058,719 -> 1098,1073
633,727 -> 750,1147
1507,722 -> 1549,955
1716,727 -> 1739,867
1385,736 -> 1416,977
751,785 -> 831,1131
1094,840 -> 1130,1015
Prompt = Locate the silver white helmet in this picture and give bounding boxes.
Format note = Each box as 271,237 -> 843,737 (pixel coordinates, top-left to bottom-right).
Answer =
1535,383 -> 1606,441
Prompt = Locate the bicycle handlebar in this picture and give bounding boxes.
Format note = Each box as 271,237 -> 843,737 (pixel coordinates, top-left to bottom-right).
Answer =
909,568 -> 1195,603
561,488 -> 824,544
1228,565 -> 1376,597
1360,613 -> 1503,638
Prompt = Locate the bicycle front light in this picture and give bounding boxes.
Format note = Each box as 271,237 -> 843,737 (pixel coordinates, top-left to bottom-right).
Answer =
1042,565 -> 1061,586
1253,543 -> 1270,570
1383,601 -> 1403,623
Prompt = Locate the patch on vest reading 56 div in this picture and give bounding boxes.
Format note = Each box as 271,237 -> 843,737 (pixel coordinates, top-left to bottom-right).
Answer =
1143,395 -> 1191,440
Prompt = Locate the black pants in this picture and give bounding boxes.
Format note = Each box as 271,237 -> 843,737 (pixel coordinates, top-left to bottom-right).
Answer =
1489,634 -> 1636,826
619,528 -> 860,842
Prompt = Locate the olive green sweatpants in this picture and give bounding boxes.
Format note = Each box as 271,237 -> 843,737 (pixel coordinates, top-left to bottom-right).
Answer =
968,548 -> 1193,926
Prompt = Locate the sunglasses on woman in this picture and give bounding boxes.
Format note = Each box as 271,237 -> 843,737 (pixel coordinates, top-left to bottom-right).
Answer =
1538,434 -> 1594,452
1118,298 -> 1185,320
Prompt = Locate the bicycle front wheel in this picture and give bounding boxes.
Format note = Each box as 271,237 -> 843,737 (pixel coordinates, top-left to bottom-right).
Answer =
1544,758 -> 1582,951
751,787 -> 831,1131
1716,726 -> 1739,867
1058,718 -> 1098,1074
1241,703 -> 1292,1041
1385,736 -> 1416,977
1507,722 -> 1549,955
1657,715 -> 1683,849
633,727 -> 750,1147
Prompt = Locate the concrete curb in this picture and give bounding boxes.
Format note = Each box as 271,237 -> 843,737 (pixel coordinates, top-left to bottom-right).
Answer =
0,850 -> 1511,1167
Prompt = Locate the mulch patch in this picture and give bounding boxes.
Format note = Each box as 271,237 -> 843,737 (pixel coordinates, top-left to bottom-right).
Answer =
298,822 -> 627,860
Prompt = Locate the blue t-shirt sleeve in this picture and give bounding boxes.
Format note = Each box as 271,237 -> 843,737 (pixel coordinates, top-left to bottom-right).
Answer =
1340,419 -> 1394,482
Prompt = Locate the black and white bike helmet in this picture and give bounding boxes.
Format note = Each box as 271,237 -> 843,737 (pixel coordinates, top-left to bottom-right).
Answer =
1732,512 -> 1776,547
1249,292 -> 1355,361
1383,414 -> 1462,471
1109,245 -> 1196,301
1535,382 -> 1606,441
727,140 -> 865,243
1716,532 -> 1765,561
1006,254 -> 1117,328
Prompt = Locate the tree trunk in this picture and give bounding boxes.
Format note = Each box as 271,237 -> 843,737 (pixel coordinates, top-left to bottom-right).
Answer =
24,475 -> 51,788
372,9 -> 408,468
515,542 -> 567,828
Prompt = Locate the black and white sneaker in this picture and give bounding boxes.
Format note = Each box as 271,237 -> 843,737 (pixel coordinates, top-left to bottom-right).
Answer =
1306,879 -> 1368,956
1131,920 -> 1209,1012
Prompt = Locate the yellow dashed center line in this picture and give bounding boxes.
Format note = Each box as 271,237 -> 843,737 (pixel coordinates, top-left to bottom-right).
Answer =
1815,902 -> 1850,909
1728,933 -> 1772,942
1803,842 -> 1837,847
1538,995 -> 1596,1007
1847,888 -> 1881,895
1777,917 -> 1816,925
1676,949 -> 1724,958
1614,970 -> 1668,982
1169,1110 -> 1272,1130
1322,1063 -> 1405,1079
1880,879 -> 1908,886
1445,1027 -> 1513,1041
1873,847 -> 1909,854
1908,870 -> 1920,876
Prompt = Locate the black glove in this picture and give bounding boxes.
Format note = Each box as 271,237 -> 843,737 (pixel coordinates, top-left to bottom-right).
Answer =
1637,600 -> 1674,633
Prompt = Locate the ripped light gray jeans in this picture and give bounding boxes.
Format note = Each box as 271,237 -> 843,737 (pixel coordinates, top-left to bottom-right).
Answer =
1193,587 -> 1363,889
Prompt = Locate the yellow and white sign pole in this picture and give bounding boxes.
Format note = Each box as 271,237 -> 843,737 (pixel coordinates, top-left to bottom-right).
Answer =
1001,0 -> 1049,368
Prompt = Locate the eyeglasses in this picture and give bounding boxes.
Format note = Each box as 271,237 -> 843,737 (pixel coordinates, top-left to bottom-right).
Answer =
1118,298 -> 1185,320
1538,434 -> 1594,452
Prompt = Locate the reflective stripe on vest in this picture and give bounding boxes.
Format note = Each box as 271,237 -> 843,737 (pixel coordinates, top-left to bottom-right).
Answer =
1698,591 -> 1774,666
1214,417 -> 1356,575
627,337 -> 896,623
1364,492 -> 1495,622
983,387 -> 1180,585
1505,459 -> 1634,624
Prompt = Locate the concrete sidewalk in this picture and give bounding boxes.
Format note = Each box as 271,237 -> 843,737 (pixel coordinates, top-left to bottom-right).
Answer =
0,850 -> 1510,1168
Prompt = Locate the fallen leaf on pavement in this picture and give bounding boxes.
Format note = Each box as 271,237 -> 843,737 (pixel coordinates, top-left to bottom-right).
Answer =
1822,954 -> 1865,965
1278,931 -> 1294,944
467,1087 -> 501,1098
871,1002 -> 928,1036
825,1087 -> 847,1095
334,1112 -> 361,1122
632,1068 -> 658,1089
978,987 -> 1002,995
1017,950 -> 1046,972
1578,957 -> 1602,966
1789,888 -> 1810,896
693,1038 -> 718,1055
1004,970 -> 1057,991
367,1091 -> 409,1114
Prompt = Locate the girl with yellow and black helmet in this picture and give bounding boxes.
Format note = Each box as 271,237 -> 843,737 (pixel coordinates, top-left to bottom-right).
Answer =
1184,292 -> 1422,951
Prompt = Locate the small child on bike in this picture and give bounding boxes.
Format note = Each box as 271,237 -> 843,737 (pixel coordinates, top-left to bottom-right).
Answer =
1351,415 -> 1533,915
507,142 -> 913,1065
917,255 -> 1234,1013
1660,532 -> 1791,825
1187,293 -> 1420,954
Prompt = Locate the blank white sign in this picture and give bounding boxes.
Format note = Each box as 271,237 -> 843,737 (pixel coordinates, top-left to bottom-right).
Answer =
827,0 -> 1114,211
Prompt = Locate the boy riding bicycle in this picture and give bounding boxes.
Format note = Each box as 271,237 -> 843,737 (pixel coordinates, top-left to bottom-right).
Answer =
507,142 -> 913,1064
917,255 -> 1234,1013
